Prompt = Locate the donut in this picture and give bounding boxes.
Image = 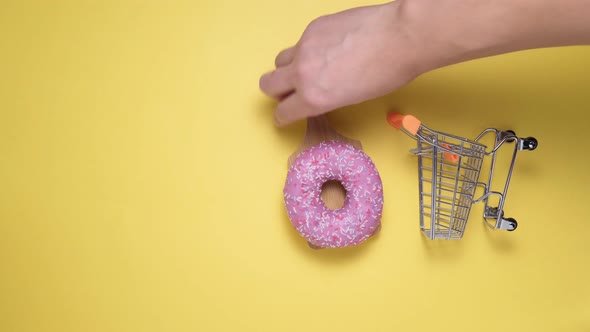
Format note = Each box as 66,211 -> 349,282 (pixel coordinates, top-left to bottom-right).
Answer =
283,141 -> 384,248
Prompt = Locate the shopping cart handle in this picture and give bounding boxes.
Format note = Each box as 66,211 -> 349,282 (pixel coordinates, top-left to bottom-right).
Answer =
387,112 -> 421,135
388,112 -> 459,163
440,143 -> 460,163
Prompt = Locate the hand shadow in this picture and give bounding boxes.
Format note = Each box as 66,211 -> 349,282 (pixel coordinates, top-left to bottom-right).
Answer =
254,96 -> 305,148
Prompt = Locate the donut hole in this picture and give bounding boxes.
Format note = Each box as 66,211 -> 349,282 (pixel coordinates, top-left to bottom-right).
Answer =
321,180 -> 346,210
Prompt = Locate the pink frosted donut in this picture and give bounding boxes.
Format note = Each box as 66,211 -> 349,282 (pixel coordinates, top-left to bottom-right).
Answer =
283,141 -> 384,248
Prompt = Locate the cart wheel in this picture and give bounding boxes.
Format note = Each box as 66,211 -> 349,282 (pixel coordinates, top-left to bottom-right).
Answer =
501,130 -> 517,142
522,137 -> 538,151
504,217 -> 518,231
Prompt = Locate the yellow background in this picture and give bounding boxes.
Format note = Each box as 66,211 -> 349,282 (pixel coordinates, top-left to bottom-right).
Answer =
1,1 -> 589,331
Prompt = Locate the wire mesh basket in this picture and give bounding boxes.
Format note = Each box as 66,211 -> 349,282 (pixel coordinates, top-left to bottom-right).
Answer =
387,112 -> 538,240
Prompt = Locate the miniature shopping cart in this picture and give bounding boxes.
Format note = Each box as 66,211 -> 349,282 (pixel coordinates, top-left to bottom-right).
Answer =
387,112 -> 538,240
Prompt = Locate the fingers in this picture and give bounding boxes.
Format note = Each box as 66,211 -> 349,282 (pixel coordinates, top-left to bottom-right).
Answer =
259,66 -> 296,99
274,93 -> 313,127
263,46 -> 316,126
275,47 -> 296,67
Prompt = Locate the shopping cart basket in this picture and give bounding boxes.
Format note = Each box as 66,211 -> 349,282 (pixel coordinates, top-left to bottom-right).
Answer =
387,112 -> 538,240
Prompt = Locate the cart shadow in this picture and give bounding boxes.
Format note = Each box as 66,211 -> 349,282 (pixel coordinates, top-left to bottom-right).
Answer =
481,223 -> 518,253
420,234 -> 467,260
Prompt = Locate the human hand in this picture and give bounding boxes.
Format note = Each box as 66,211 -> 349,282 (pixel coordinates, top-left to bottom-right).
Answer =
259,2 -> 421,126
260,0 -> 590,127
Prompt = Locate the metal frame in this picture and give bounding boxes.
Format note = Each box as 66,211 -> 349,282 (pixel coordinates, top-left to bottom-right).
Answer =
399,123 -> 537,240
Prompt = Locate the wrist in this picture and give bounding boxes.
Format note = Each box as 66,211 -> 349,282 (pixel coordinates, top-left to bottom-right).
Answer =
391,0 -> 520,73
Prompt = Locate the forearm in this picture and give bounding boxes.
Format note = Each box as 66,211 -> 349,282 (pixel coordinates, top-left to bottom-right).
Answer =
393,0 -> 590,72
260,0 -> 590,124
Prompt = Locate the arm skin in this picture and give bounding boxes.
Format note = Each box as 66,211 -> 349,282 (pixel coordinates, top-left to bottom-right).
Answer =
259,0 -> 590,126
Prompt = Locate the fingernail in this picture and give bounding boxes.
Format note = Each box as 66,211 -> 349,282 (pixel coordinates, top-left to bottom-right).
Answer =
259,75 -> 267,90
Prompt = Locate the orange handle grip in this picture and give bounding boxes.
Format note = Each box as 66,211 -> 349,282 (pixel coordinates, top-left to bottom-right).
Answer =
387,112 -> 421,135
440,143 -> 459,163
388,112 -> 459,163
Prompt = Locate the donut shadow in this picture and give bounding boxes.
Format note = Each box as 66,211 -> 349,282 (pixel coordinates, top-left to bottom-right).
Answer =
277,197 -> 379,264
